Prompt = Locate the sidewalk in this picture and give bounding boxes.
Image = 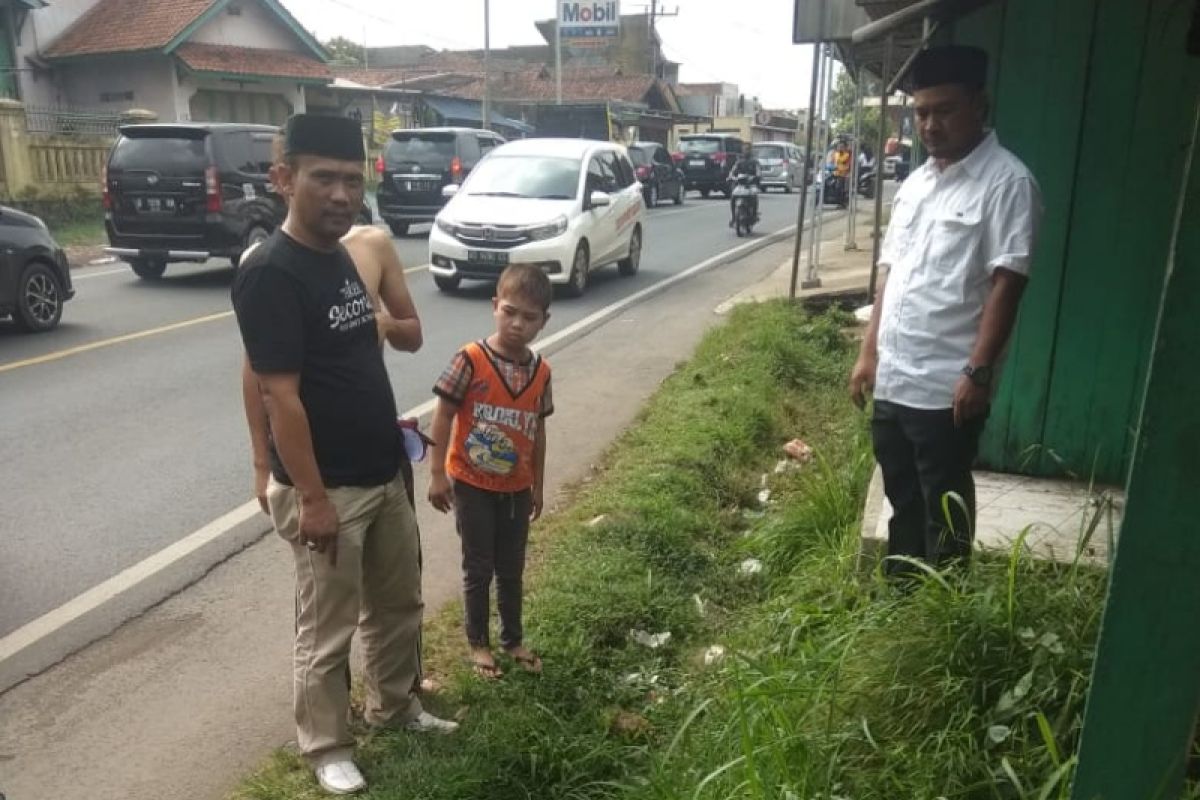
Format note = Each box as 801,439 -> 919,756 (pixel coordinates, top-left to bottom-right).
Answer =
717,204 -> 880,314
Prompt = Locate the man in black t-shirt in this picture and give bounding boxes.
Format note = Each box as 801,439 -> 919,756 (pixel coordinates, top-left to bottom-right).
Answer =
232,115 -> 456,796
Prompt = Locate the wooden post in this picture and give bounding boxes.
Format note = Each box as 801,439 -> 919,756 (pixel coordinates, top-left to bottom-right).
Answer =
1071,97 -> 1200,800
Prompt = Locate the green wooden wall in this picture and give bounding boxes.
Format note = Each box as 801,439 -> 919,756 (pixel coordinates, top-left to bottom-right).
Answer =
953,0 -> 1200,484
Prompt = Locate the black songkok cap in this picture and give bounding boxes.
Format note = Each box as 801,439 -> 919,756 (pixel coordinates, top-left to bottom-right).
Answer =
908,45 -> 988,92
283,113 -> 365,162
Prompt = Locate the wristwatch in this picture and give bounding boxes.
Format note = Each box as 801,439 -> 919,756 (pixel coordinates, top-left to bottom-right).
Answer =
962,364 -> 993,387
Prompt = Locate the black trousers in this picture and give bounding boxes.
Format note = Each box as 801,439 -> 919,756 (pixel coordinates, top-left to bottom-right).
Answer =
453,481 -> 532,649
870,400 -> 987,576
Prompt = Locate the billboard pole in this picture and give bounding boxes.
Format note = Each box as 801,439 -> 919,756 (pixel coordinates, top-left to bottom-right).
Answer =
483,0 -> 491,130
788,42 -> 822,301
556,1 -> 563,105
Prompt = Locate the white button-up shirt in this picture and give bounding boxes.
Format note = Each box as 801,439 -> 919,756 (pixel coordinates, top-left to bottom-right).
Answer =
875,131 -> 1042,410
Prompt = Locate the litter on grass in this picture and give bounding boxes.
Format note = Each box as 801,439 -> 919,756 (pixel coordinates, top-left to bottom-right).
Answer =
630,629 -> 672,649
739,558 -> 764,576
703,645 -> 727,666
783,438 -> 814,462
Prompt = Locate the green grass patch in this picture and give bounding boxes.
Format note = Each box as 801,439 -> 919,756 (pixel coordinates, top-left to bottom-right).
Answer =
231,301 -> 1131,800
51,216 -> 106,247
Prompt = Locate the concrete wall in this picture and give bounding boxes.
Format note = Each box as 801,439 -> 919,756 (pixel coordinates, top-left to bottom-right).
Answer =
58,56 -> 177,118
190,0 -> 302,51
15,0 -> 98,106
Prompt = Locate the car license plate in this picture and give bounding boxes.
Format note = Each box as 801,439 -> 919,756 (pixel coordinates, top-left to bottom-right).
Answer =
138,197 -> 175,213
689,159 -> 706,167
468,250 -> 508,266
397,178 -> 436,192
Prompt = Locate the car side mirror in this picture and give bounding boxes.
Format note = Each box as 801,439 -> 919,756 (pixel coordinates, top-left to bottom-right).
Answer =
587,190 -> 612,209
441,184 -> 460,199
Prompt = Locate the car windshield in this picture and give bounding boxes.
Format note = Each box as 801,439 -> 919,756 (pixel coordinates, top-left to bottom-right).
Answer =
465,155 -> 580,199
628,148 -> 651,166
386,132 -> 456,164
110,135 -> 208,174
754,145 -> 785,160
680,138 -> 722,154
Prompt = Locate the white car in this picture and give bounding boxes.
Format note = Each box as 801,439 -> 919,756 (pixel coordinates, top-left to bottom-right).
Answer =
428,138 -> 645,296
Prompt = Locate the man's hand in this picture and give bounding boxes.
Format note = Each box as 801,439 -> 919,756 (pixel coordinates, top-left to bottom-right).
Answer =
530,485 -> 544,522
429,473 -> 455,514
254,464 -> 271,515
953,376 -> 990,428
299,494 -> 340,565
375,309 -> 396,346
849,352 -> 878,410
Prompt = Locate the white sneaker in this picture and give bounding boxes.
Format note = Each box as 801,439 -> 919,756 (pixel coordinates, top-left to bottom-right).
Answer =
315,760 -> 366,795
403,710 -> 459,734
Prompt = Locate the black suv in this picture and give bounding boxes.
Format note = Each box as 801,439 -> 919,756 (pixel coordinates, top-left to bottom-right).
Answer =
376,127 -> 505,237
674,134 -> 747,199
0,206 -> 73,332
104,123 -> 283,279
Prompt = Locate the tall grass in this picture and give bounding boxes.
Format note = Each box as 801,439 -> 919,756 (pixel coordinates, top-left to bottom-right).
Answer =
232,301 -> 1137,800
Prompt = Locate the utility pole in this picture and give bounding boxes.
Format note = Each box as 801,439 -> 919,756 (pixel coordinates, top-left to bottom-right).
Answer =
645,1 -> 678,79
482,0 -> 491,130
555,0 -> 562,105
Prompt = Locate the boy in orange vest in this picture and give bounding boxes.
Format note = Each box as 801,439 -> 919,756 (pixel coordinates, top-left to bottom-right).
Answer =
428,264 -> 553,679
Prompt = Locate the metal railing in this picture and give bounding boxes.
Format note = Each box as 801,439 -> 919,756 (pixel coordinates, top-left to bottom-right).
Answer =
24,105 -> 124,136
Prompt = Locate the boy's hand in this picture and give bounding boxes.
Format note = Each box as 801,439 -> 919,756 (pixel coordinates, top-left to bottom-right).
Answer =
429,473 -> 455,513
530,486 -> 544,522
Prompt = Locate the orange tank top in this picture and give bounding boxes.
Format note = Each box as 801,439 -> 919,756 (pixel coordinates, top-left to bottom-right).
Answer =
446,342 -> 550,493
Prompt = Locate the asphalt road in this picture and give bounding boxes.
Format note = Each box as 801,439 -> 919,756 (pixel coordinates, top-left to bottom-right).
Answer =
0,187 -> 821,638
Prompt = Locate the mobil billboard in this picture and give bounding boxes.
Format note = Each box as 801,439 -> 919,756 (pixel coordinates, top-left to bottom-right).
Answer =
560,1 -> 620,39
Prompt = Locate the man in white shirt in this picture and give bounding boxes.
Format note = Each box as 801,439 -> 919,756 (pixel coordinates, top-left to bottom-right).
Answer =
849,46 -> 1042,576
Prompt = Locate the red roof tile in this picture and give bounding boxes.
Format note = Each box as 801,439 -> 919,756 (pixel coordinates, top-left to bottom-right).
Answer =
176,42 -> 330,80
45,0 -> 215,58
448,66 -> 664,105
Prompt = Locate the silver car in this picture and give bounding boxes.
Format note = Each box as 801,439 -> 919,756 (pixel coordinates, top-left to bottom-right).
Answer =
752,142 -> 804,193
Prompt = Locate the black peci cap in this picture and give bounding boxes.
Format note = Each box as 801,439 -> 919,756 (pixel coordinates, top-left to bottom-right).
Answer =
283,113 -> 365,162
908,45 -> 988,92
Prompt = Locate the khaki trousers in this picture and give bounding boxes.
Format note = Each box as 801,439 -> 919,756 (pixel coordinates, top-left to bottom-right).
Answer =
267,475 -> 424,765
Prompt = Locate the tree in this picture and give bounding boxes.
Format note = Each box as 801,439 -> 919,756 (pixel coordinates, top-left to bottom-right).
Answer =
325,36 -> 365,66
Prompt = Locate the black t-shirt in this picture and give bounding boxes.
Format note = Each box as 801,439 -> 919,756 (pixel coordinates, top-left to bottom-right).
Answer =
232,231 -> 399,487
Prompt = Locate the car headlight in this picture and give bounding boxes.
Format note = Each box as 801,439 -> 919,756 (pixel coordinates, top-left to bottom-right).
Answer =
435,217 -> 457,236
528,215 -> 568,241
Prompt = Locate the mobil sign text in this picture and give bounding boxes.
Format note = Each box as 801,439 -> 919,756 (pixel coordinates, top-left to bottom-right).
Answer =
560,1 -> 620,39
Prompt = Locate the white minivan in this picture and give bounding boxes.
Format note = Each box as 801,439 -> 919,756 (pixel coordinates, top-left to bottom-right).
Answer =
428,138 -> 645,296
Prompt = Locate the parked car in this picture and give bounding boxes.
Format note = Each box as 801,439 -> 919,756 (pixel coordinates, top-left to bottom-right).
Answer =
0,206 -> 73,332
674,133 -> 746,198
104,123 -> 373,280
429,138 -> 644,297
751,142 -> 804,193
627,141 -> 684,207
377,127 -> 506,238
104,123 -> 281,279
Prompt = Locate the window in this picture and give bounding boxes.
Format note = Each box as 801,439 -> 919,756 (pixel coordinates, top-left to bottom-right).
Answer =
466,155 -> 580,200
606,151 -> 635,189
477,135 -> 499,155
249,133 -> 275,173
100,90 -> 134,103
457,133 -> 480,163
587,155 -> 611,194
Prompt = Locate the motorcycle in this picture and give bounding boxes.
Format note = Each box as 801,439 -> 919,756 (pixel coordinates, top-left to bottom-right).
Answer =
730,174 -> 759,237
816,165 -> 849,209
857,165 -> 877,199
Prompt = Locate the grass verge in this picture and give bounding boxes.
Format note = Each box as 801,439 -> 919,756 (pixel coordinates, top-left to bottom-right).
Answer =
231,300 -> 1126,800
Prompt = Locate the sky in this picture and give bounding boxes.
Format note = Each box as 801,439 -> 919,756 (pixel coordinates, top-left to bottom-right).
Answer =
280,0 -> 825,109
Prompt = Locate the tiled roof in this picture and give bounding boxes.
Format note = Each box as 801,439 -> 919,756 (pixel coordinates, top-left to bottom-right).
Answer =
449,66 -> 663,105
176,43 -> 330,80
44,0 -> 215,58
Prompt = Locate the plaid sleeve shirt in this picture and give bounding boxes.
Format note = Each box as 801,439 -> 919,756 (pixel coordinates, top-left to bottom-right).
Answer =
433,346 -> 554,417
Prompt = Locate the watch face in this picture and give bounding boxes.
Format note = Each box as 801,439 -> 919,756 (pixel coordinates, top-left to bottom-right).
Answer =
972,365 -> 993,385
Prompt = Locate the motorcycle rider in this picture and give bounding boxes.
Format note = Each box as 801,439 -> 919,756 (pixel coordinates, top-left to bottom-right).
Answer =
728,144 -> 761,227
